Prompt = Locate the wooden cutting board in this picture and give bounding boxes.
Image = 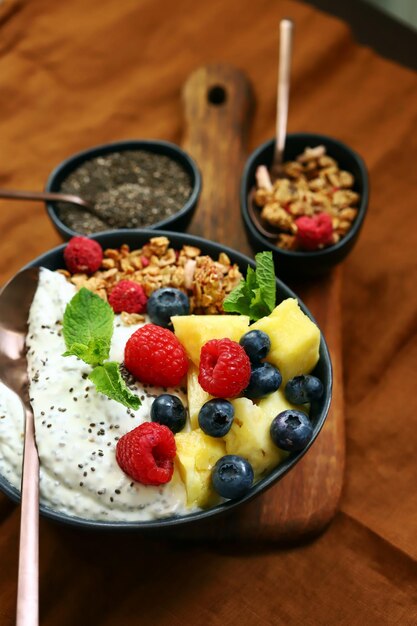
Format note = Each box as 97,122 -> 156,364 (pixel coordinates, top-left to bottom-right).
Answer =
174,64 -> 345,543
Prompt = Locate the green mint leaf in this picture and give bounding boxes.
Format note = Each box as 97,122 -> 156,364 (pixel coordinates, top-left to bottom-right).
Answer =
223,281 -> 252,316
245,265 -> 258,294
254,251 -> 276,314
223,266 -> 258,316
248,287 -> 272,321
62,288 -> 141,411
63,288 -> 114,366
63,342 -> 89,360
88,362 -> 141,410
63,338 -> 111,367
223,251 -> 276,321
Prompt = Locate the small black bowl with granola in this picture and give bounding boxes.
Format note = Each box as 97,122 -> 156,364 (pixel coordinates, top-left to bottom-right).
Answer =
241,133 -> 369,277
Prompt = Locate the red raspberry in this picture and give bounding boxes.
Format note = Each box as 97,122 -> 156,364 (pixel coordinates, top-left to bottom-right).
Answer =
124,323 -> 188,387
64,236 -> 103,274
116,422 -> 176,485
108,280 -> 147,314
198,338 -> 251,398
295,213 -> 334,251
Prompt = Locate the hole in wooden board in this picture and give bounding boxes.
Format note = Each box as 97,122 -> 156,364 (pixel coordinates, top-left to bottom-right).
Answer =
207,85 -> 227,106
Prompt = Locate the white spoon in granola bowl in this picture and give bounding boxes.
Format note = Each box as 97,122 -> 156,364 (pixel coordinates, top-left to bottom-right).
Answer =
0,267 -> 40,626
246,18 -> 293,241
0,229 -> 331,532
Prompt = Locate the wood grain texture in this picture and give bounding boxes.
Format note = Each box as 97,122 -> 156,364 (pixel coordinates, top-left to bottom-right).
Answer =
183,64 -> 254,252
178,64 -> 345,542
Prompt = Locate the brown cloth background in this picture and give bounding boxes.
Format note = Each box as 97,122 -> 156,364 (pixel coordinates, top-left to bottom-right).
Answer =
1,0 -> 417,624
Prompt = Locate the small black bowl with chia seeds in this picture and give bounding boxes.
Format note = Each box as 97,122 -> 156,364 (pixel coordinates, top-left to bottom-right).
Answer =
45,140 -> 201,239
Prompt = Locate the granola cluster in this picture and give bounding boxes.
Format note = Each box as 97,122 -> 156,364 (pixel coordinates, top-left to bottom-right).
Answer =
254,145 -> 360,251
58,236 -> 242,323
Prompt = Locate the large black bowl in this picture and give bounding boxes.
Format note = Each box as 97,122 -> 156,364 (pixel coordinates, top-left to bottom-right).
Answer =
45,140 -> 202,240
0,230 -> 332,530
241,133 -> 369,278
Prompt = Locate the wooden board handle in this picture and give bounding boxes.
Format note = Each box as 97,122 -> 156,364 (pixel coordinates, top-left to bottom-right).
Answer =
183,64 -> 254,252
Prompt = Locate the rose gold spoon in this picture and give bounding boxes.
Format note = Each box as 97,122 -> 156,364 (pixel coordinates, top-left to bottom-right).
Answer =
271,18 -> 293,179
249,19 -> 294,239
0,188 -> 103,219
0,267 -> 40,626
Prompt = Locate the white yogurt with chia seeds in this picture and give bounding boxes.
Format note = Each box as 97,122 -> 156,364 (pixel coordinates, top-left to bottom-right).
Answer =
0,268 -> 189,521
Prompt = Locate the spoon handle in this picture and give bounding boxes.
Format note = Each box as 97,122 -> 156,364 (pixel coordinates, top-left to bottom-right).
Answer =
16,406 -> 39,626
0,188 -> 90,209
273,19 -> 294,171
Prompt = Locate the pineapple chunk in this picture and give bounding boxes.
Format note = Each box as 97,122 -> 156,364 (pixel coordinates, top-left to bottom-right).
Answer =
175,429 -> 226,507
172,314 -> 250,365
225,397 -> 287,477
251,298 -> 320,383
187,365 -> 212,429
258,388 -> 306,419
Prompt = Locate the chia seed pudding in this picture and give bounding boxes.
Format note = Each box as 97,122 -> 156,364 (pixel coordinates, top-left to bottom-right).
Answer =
0,269 -> 188,521
55,150 -> 193,235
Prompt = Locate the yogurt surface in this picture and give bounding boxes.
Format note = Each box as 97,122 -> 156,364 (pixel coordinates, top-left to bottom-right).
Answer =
0,268 -> 189,521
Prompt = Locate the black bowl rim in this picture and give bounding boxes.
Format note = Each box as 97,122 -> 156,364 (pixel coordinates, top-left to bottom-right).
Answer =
0,229 -> 332,530
44,139 -> 202,239
241,132 -> 369,260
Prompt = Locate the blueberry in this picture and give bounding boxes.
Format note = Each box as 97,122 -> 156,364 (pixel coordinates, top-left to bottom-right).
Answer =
285,375 -> 324,404
270,409 -> 313,451
211,455 -> 254,499
198,399 -> 234,438
147,287 -> 190,328
151,394 -> 186,433
244,362 -> 282,398
239,330 -> 271,363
